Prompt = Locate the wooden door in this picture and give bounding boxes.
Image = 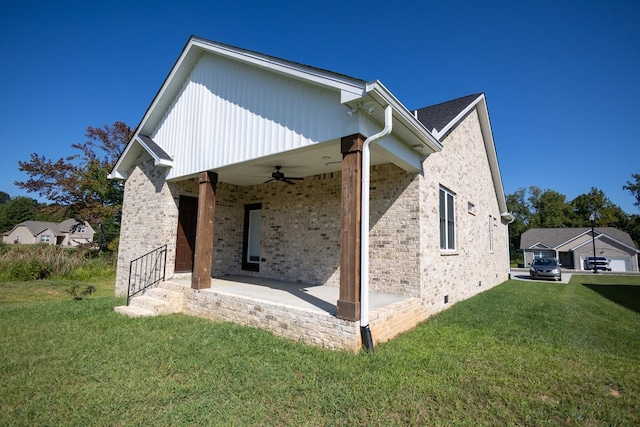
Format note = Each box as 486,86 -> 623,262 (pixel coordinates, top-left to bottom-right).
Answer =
175,196 -> 198,272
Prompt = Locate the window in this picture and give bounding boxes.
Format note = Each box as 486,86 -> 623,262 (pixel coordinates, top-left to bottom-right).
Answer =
242,203 -> 262,271
467,202 -> 475,215
439,187 -> 455,250
533,250 -> 551,259
77,226 -> 86,233
40,235 -> 51,243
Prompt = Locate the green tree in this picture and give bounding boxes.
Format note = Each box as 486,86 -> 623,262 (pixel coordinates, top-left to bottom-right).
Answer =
528,187 -> 571,228
0,197 -> 38,232
623,173 -> 640,210
506,188 -> 531,262
569,187 -> 627,228
0,191 -> 10,205
16,122 -> 131,248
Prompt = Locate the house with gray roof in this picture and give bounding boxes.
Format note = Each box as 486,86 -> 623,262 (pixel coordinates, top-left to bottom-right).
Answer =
2,219 -> 94,247
520,227 -> 639,272
109,36 -> 513,351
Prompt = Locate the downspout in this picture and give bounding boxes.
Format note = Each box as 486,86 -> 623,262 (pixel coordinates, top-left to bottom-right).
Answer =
360,105 -> 393,353
504,213 -> 515,279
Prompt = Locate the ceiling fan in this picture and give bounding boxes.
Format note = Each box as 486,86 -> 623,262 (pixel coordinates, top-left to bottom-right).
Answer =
264,166 -> 304,185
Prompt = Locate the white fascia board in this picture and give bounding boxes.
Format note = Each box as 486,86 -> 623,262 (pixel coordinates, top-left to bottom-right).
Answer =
191,38 -> 367,103
108,141 -> 140,180
136,135 -> 173,168
374,136 -> 423,172
365,80 -> 443,154
528,241 -> 552,250
573,233 -> 640,253
556,230 -> 592,249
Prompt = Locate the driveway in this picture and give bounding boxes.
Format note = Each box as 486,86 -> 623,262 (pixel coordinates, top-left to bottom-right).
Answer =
510,268 -> 573,284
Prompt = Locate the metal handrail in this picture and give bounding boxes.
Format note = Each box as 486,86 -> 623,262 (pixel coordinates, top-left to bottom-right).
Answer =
127,245 -> 168,305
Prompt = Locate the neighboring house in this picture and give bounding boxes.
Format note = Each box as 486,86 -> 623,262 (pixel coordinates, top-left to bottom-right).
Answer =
2,219 -> 94,247
520,227 -> 639,272
109,36 -> 513,350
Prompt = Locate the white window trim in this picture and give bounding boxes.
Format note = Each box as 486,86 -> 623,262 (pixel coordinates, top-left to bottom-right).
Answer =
439,186 -> 456,251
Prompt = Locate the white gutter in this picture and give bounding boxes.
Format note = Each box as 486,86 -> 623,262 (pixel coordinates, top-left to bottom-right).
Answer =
360,105 -> 393,349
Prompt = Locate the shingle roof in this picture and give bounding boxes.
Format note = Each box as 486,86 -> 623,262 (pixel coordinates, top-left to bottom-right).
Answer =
18,220 -> 61,237
520,227 -> 637,250
415,93 -> 483,134
3,219 -> 86,237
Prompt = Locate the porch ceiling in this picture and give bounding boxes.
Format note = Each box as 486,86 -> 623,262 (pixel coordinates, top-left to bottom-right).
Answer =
181,139 -> 393,186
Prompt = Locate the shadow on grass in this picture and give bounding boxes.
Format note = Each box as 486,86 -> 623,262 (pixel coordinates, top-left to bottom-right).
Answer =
582,283 -> 640,313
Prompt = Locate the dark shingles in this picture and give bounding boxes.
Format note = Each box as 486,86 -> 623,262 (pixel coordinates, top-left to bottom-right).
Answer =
520,227 -> 637,249
415,93 -> 483,134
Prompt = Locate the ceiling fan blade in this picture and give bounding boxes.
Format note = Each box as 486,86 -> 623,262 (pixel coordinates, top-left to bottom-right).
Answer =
287,177 -> 304,180
264,178 -> 275,183
283,179 -> 296,185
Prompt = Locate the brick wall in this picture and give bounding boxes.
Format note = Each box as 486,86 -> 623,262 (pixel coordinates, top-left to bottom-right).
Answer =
418,109 -> 510,314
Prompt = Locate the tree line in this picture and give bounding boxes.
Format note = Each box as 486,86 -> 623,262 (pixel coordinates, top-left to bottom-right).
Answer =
507,181 -> 640,261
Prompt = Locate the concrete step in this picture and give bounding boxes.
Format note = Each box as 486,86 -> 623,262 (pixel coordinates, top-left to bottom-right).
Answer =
114,305 -> 156,318
129,295 -> 171,313
144,287 -> 184,313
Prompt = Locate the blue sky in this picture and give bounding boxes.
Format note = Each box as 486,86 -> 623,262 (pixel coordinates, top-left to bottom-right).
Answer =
1,0 -> 639,214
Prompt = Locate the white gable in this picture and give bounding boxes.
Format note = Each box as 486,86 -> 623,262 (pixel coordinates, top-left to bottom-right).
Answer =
152,53 -> 355,180
110,37 -> 443,184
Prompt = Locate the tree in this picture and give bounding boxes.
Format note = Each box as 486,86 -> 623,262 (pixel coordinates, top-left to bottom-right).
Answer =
0,197 -> 38,232
570,187 -> 627,228
506,188 -> 531,261
0,191 -> 10,205
16,122 -> 132,246
623,173 -> 640,210
528,187 -> 571,228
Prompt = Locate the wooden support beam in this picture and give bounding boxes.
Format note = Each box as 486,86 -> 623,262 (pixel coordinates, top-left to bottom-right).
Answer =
337,134 -> 364,321
191,171 -> 217,289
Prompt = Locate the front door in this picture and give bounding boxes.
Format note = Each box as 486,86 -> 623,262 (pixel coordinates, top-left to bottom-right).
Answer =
175,196 -> 198,272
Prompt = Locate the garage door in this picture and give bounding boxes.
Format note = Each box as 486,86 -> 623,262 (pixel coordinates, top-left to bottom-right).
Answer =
609,258 -> 630,272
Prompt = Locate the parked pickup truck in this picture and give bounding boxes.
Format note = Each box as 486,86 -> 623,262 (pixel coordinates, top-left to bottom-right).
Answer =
584,256 -> 611,271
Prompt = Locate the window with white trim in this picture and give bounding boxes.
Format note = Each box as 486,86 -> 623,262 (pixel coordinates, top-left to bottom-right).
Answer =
439,186 -> 456,250
40,235 -> 51,243
533,250 -> 551,259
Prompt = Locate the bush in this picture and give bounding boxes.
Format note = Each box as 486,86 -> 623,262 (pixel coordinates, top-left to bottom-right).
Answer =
0,244 -> 117,282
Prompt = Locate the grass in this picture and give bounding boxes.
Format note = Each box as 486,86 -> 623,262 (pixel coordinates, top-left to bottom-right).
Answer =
1,274 -> 638,426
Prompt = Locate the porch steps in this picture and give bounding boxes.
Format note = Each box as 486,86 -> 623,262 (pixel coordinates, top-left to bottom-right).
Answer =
114,286 -> 185,318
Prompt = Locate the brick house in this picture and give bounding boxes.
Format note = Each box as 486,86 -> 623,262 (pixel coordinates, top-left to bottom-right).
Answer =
110,36 -> 513,350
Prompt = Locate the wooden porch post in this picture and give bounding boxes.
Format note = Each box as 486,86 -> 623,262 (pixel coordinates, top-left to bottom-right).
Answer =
191,171 -> 218,289
337,134 -> 364,321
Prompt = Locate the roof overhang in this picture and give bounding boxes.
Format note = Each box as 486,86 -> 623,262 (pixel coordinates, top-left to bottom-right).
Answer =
109,135 -> 173,180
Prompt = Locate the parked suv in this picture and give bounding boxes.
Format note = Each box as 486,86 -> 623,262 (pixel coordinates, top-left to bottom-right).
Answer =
584,256 -> 611,271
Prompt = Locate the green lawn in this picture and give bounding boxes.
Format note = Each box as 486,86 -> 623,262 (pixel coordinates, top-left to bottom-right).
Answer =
1,275 -> 638,426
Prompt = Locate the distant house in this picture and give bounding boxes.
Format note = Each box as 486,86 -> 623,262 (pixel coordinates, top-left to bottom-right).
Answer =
2,219 -> 95,247
520,227 -> 639,272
